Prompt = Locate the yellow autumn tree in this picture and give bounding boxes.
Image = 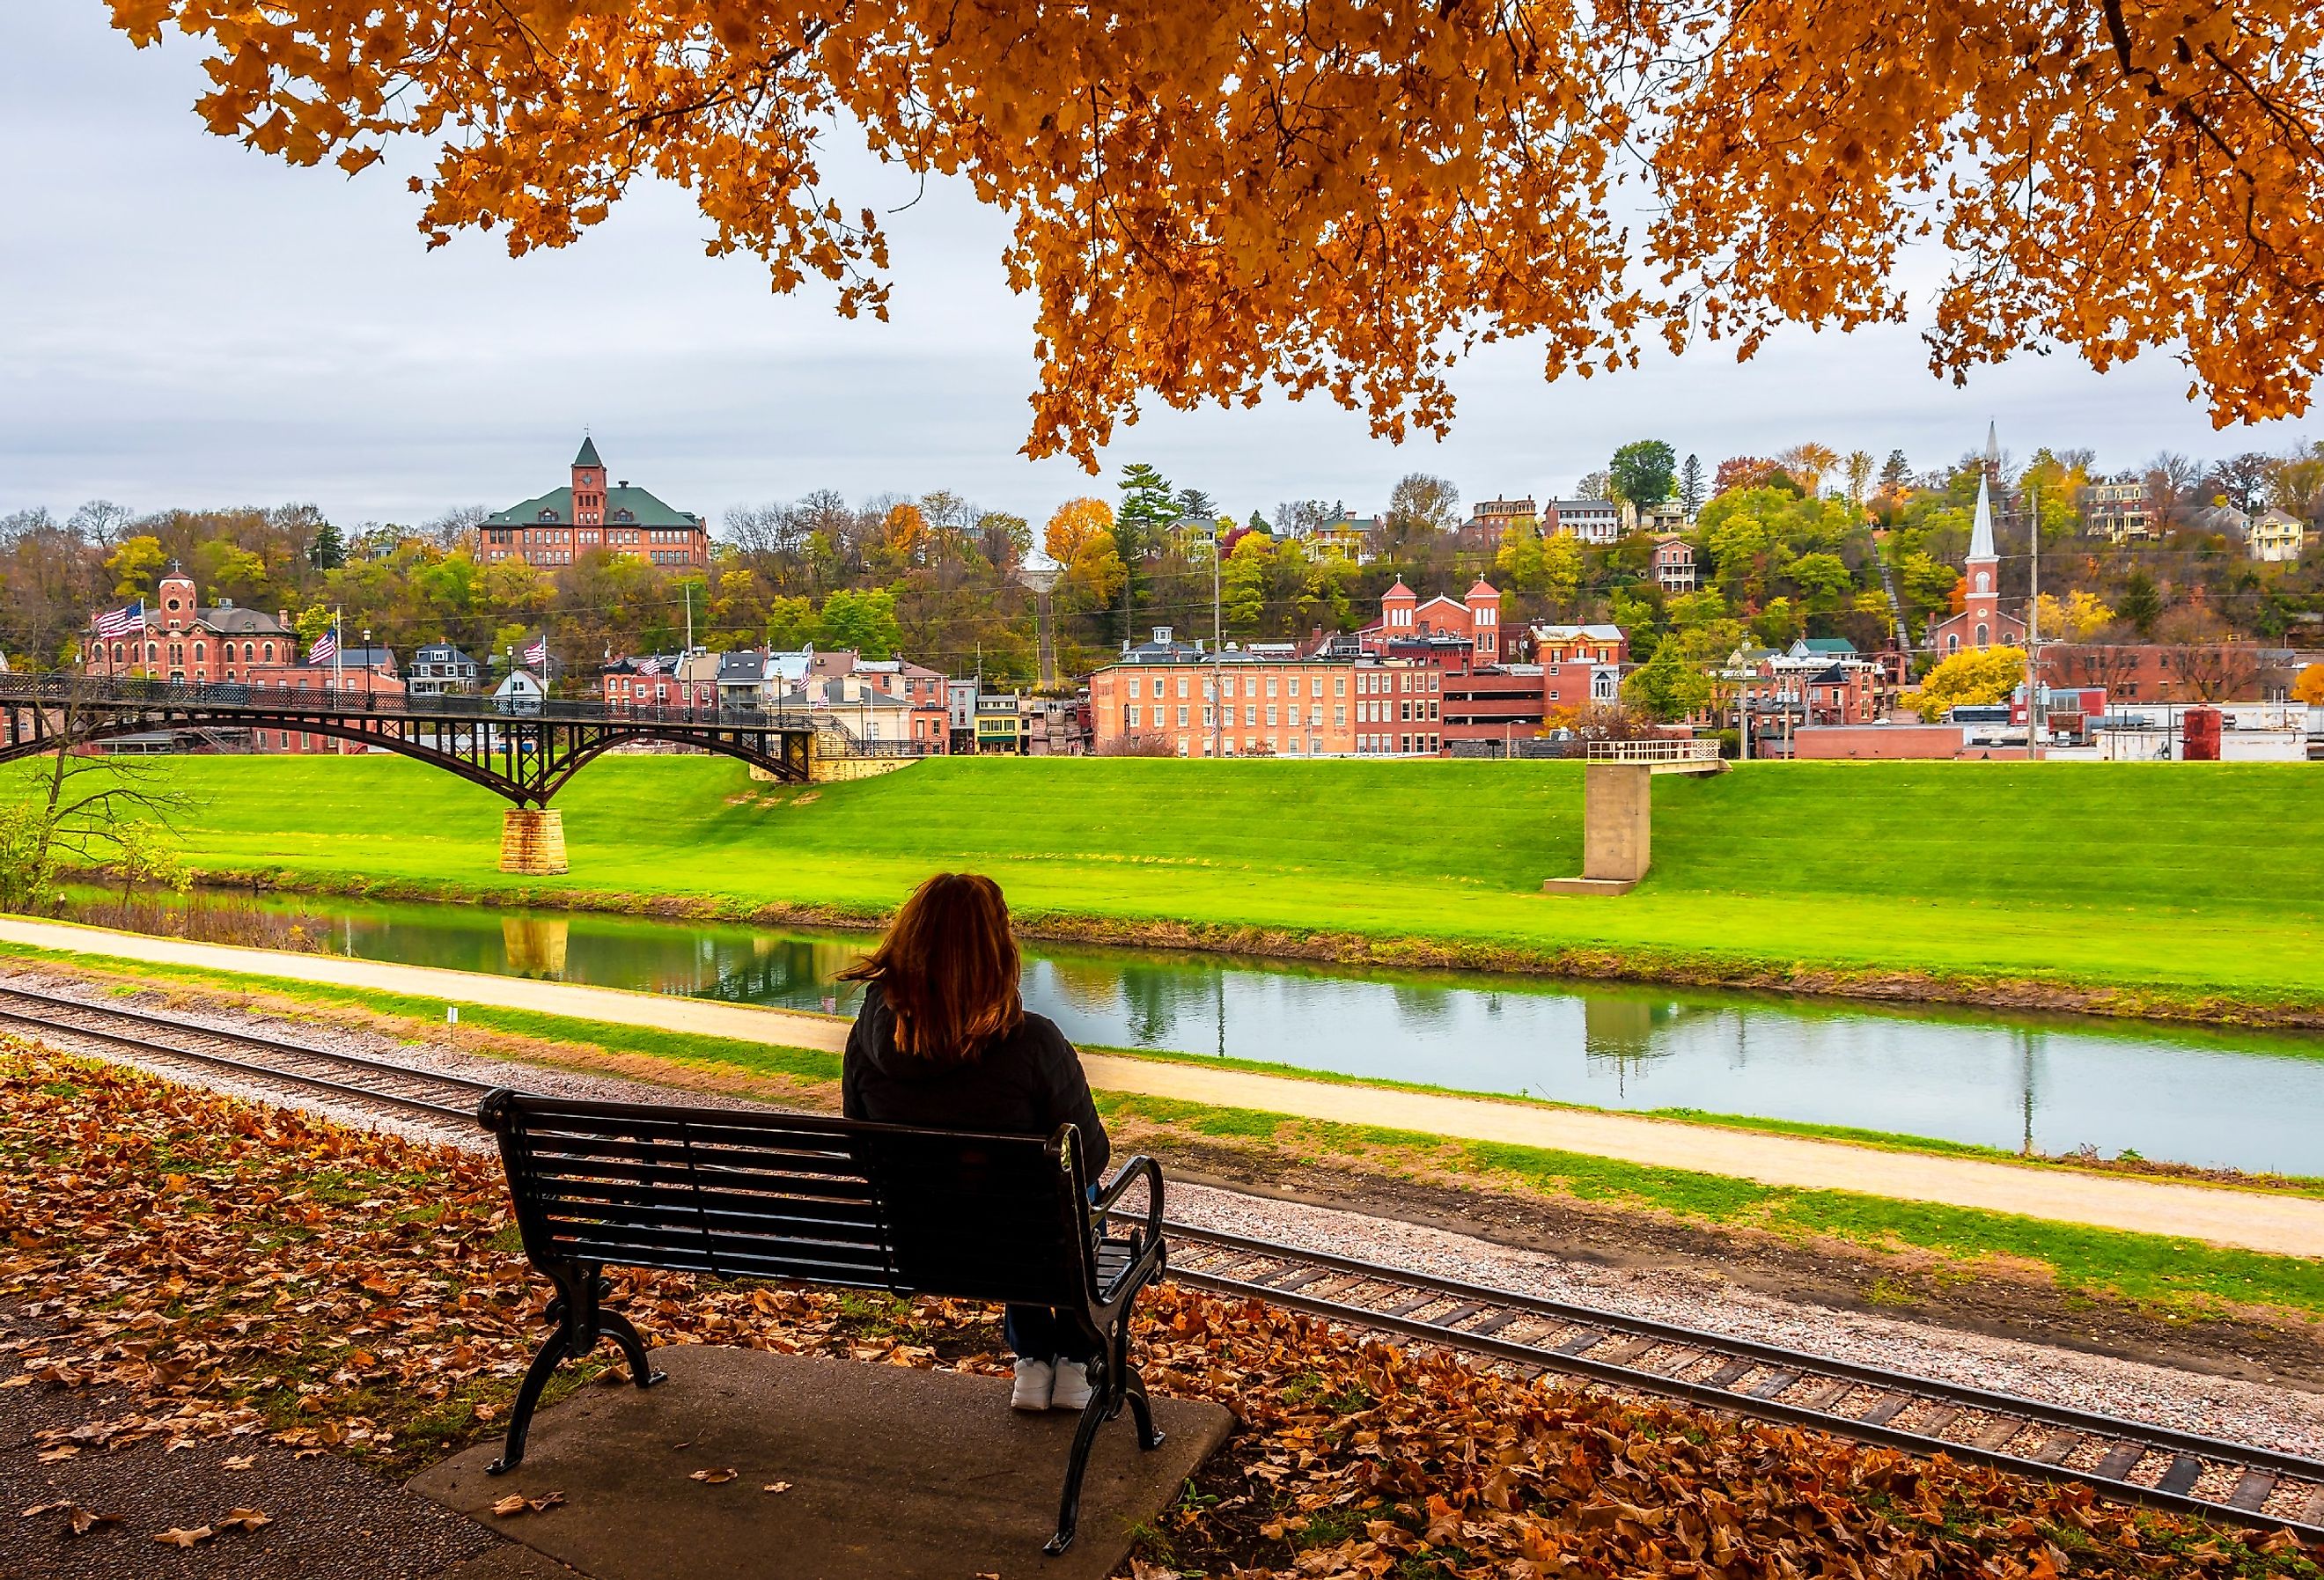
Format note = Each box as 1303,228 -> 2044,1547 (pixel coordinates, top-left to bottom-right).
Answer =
2035,591 -> 2116,643
2294,665 -> 2324,707
1905,646 -> 2026,721
111,2 -> 2324,466
1043,497 -> 1114,563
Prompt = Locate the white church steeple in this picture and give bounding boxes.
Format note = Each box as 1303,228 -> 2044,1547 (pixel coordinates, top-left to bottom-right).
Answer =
1968,473 -> 1997,562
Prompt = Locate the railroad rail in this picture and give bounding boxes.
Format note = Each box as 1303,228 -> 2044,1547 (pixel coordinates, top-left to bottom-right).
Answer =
0,982 -> 491,1121
3,981 -> 2317,1544
1157,1223 -> 2324,1543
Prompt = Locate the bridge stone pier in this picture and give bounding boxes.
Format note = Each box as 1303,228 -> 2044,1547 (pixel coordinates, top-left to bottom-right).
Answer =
1542,740 -> 1725,896
498,809 -> 569,876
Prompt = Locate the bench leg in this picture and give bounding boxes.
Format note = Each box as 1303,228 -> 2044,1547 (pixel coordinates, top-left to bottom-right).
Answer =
1043,1366 -> 1112,1558
1108,1319 -> 1165,1451
599,1308 -> 667,1389
1118,1364 -> 1164,1451
488,1326 -> 570,1476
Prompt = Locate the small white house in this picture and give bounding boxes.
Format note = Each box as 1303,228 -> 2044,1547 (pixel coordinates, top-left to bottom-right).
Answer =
493,668 -> 548,712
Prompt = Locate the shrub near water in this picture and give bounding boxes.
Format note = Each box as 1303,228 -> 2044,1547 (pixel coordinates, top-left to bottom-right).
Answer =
3,1042 -> 2318,1578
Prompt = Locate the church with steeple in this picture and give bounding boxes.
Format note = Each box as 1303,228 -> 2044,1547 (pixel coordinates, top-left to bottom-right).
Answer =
1924,424 -> 2027,658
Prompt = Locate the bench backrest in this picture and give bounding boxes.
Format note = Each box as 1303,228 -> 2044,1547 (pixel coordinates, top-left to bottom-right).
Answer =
481,1091 -> 1096,1311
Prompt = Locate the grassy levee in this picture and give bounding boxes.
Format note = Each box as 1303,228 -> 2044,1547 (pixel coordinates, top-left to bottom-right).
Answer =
10,753 -> 2324,1018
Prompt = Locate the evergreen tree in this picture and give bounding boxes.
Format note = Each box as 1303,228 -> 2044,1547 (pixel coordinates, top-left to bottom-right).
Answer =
1677,454 -> 1706,518
309,519 -> 347,570
2118,571 -> 2163,637
1115,462 -> 1178,637
1879,449 -> 1911,491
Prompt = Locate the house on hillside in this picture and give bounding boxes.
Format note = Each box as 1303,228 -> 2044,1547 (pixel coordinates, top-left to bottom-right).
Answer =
1651,535 -> 1696,592
408,643 -> 481,697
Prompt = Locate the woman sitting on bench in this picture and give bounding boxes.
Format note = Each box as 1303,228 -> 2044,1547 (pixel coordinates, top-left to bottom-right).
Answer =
840,871 -> 1110,1415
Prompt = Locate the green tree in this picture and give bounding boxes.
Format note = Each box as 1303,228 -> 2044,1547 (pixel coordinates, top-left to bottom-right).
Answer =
1609,440 -> 1677,507
1221,533 -> 1272,634
1750,596 -> 1804,649
1622,641 -> 1713,722
1879,449 -> 1911,491
1788,551 -> 1852,606
1897,550 -> 1960,613
1115,462 -> 1177,634
310,518 -> 347,570
765,595 -> 817,650
1677,454 -> 1706,517
2118,571 -> 2163,637
817,588 -> 903,658
105,535 -> 165,599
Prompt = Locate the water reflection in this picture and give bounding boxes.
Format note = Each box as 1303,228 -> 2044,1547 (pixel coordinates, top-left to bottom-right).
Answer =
44,886 -> 2324,1175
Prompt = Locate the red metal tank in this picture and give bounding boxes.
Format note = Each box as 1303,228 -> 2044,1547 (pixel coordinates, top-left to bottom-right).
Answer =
2181,706 -> 2223,761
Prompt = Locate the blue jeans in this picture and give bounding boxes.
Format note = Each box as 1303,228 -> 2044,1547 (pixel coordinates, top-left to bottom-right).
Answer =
1007,1183 -> 1102,1363
1004,1304 -> 1096,1363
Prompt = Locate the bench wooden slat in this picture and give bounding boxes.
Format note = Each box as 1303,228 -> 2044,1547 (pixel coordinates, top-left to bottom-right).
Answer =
548,1233 -> 899,1287
519,1155 -> 886,1206
531,1179 -> 887,1230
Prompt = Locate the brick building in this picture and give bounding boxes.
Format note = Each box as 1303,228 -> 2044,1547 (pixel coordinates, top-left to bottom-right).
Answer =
82,570 -> 297,682
2037,643 -> 2296,704
1363,577 -> 1503,663
600,653 -> 719,710
479,437 -> 711,570
237,654 -> 407,754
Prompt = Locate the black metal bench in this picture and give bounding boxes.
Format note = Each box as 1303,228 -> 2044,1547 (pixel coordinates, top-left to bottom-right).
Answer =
476,1089 -> 1169,1554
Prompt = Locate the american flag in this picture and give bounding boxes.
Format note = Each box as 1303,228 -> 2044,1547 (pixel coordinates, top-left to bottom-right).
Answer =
523,636 -> 548,668
636,655 -> 662,676
94,599 -> 143,639
306,628 -> 339,665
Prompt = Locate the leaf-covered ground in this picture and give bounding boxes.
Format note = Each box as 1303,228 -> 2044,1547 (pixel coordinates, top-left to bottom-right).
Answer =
2,1040 -> 2318,1580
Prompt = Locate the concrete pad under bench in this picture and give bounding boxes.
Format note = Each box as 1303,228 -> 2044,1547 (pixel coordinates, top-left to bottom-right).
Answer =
412,1346 -> 1234,1580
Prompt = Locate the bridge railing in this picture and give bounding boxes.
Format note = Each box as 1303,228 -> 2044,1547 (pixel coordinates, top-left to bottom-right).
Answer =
1583,737 -> 1723,764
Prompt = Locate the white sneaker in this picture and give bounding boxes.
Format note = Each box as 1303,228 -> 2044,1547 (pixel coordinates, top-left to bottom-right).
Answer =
1048,1361 -> 1092,1411
1011,1357 -> 1054,1411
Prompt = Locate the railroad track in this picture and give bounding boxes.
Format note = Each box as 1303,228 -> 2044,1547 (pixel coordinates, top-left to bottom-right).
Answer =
0,981 -> 491,1121
4,980 -> 2317,1543
1158,1222 -> 2324,1543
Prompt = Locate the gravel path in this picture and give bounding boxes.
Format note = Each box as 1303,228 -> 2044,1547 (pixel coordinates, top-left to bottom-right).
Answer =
9,968 -> 2321,1465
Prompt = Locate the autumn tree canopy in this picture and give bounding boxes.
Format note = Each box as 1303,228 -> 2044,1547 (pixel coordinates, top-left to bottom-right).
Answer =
109,1 -> 2324,466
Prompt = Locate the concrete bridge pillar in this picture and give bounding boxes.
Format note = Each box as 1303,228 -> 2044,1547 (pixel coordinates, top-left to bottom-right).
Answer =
499,808 -> 569,876
1542,763 -> 1652,896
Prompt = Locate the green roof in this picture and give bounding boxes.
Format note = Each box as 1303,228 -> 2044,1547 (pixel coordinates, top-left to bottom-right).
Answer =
1800,637 -> 1858,655
573,436 -> 603,468
485,484 -> 702,530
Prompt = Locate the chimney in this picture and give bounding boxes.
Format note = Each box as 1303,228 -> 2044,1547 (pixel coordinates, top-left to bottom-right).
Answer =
276,610 -> 290,629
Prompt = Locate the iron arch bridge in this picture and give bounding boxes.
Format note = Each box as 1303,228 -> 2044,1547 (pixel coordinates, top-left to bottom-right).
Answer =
0,674 -> 919,805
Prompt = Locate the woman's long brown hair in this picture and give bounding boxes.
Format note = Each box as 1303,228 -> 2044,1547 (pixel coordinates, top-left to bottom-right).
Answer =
838,872 -> 1023,1062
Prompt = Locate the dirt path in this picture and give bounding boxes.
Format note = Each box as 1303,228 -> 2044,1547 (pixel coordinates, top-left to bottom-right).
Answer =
5,915 -> 2320,1259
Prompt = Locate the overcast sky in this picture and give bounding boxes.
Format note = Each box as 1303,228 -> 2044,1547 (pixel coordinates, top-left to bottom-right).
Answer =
4,7 -> 2313,534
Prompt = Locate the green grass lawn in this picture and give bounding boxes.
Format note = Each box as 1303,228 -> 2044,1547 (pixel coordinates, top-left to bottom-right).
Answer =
11,753 -> 2324,1015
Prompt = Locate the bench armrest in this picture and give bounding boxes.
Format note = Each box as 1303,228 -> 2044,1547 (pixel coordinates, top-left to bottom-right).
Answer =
1093,1153 -> 1164,1247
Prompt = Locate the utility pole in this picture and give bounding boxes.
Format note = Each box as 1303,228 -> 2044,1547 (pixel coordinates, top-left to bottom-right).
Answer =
2026,481 -> 2043,761
1210,522 -> 1224,762
683,580 -> 695,655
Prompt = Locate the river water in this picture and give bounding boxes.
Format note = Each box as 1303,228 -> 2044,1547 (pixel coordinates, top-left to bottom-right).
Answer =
52,887 -> 2324,1176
